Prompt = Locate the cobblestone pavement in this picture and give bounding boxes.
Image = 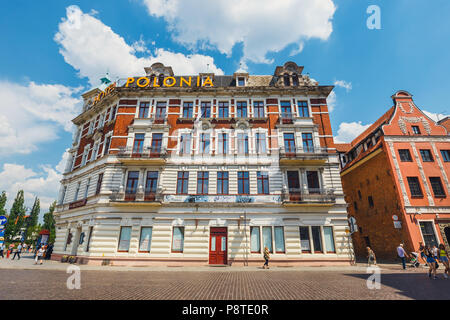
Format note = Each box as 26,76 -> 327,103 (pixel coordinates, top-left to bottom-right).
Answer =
0,256 -> 449,300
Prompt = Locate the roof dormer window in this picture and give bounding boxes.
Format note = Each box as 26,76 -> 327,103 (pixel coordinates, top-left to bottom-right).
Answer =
158,74 -> 164,86
237,77 -> 246,87
283,74 -> 290,86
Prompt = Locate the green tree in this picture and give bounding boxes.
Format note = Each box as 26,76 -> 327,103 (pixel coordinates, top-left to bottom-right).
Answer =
43,201 -> 56,243
0,191 -> 6,217
25,197 -> 40,241
26,224 -> 42,244
5,190 -> 26,241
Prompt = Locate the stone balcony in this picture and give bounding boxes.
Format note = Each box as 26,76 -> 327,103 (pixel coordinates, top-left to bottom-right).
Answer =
279,146 -> 328,165
281,188 -> 336,206
116,146 -> 167,165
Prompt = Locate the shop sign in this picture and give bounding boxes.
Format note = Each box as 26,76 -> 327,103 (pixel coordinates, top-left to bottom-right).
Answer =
125,76 -> 213,88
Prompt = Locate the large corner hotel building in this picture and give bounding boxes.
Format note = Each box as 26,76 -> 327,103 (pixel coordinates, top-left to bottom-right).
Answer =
53,62 -> 354,266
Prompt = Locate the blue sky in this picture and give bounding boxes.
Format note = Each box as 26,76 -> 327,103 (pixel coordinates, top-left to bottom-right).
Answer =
0,0 -> 449,215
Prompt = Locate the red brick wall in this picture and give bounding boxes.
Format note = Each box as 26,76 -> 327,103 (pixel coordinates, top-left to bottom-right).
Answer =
342,146 -> 414,260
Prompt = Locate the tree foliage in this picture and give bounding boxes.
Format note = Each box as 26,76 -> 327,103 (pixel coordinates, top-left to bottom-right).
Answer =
0,191 -> 6,217
5,190 -> 26,241
25,197 -> 40,241
43,201 -> 56,243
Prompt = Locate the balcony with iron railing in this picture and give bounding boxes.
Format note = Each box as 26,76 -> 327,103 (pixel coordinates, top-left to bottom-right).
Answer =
281,188 -> 336,206
116,146 -> 167,164
279,145 -> 328,165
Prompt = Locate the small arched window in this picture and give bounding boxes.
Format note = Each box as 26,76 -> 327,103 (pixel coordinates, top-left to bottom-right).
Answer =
292,75 -> 299,86
283,74 -> 290,86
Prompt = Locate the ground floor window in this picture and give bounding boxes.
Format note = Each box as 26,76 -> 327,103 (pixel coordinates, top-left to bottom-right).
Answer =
172,227 -> 184,252
262,226 -> 273,253
118,226 -> 132,252
299,226 -> 336,254
323,226 -> 335,253
251,226 -> 285,254
299,227 -> 311,253
311,226 -> 323,253
274,226 -> 285,253
139,227 -> 153,252
250,226 -> 260,253
419,221 -> 438,247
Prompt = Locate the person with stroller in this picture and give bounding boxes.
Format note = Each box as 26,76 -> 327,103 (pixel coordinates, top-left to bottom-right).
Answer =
438,244 -> 449,279
424,245 -> 437,280
367,247 -> 377,266
410,251 -> 420,268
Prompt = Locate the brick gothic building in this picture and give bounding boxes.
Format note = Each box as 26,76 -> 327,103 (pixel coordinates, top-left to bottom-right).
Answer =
53,62 -> 353,266
337,91 -> 450,260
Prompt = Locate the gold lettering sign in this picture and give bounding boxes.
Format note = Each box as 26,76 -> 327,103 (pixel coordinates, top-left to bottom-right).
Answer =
93,83 -> 116,106
124,76 -> 214,88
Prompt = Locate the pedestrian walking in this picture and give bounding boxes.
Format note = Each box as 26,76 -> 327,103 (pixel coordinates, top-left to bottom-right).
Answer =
0,243 -> 4,258
35,245 -> 45,265
367,247 -> 377,266
262,246 -> 270,269
425,245 -> 437,280
397,243 -> 409,270
438,243 -> 449,279
12,243 -> 23,260
418,242 -> 427,265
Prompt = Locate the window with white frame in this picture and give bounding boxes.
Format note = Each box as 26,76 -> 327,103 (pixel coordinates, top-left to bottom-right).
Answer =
251,226 -> 285,254
84,178 -> 91,199
217,132 -> 228,154
237,133 -> 249,154
419,221 -> 438,247
253,101 -> 265,118
199,133 -> 210,154
139,227 -> 153,252
74,182 -> 81,201
255,132 -> 266,153
180,133 -> 191,155
172,227 -> 184,252
118,226 -> 132,252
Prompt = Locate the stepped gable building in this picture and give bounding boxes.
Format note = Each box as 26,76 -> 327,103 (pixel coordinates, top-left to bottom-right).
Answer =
53,61 -> 353,266
337,91 -> 450,260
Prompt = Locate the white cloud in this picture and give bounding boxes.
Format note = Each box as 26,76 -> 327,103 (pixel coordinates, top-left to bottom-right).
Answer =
334,121 -> 372,143
327,91 -> 336,112
54,5 -> 224,86
0,81 -> 82,155
142,0 -> 336,64
334,80 -> 352,92
423,110 -> 448,122
0,150 -> 68,213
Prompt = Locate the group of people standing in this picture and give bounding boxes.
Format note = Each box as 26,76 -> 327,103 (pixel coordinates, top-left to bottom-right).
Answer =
366,242 -> 449,279
0,242 -> 54,264
418,242 -> 449,280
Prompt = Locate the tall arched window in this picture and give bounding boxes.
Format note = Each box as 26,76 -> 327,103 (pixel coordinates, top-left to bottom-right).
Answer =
292,74 -> 299,86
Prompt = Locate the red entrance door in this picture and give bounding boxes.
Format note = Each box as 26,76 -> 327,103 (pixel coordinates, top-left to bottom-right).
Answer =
209,227 -> 228,265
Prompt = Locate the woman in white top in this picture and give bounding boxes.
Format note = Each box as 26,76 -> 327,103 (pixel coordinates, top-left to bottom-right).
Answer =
35,246 -> 45,265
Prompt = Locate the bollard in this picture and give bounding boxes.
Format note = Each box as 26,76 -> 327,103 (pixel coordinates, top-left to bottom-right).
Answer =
6,250 -> 10,259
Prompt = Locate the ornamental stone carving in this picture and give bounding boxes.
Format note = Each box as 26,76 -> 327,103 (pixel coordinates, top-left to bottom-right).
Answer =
398,116 -> 431,134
